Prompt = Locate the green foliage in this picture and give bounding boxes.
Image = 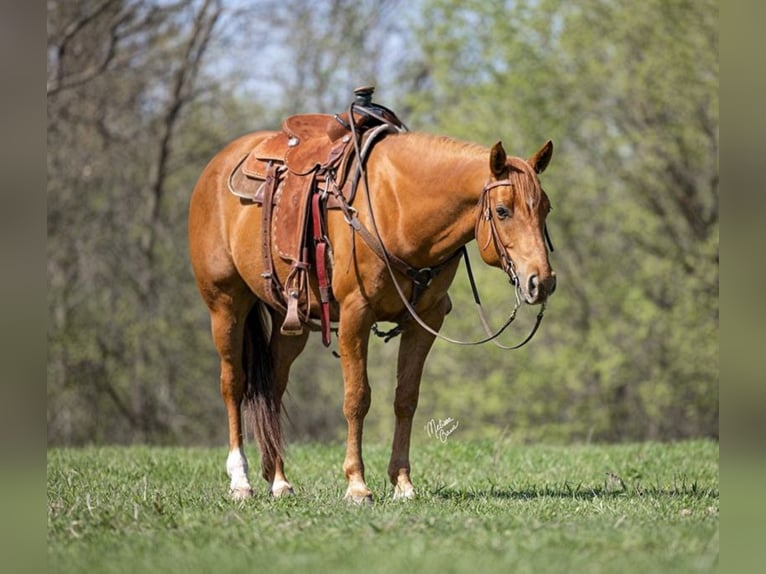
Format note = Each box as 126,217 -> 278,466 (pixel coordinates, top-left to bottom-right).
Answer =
48,441 -> 719,573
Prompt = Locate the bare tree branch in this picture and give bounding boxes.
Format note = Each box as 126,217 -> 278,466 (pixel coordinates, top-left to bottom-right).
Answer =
140,0 -> 223,290
47,0 -> 128,96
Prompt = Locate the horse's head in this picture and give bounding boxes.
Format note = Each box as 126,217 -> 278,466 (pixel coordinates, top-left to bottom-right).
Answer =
476,140 -> 556,305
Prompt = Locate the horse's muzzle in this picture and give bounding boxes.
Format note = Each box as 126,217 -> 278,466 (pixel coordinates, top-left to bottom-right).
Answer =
525,272 -> 556,304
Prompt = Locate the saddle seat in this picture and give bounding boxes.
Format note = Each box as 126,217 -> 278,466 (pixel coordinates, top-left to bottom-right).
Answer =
244,114 -> 355,179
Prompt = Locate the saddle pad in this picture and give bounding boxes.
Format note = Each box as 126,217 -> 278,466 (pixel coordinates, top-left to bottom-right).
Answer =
228,154 -> 278,203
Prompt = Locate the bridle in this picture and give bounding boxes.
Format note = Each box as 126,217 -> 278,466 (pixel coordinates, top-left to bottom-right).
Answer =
476,179 -> 521,284
478,177 -> 556,270
469,177 -> 553,349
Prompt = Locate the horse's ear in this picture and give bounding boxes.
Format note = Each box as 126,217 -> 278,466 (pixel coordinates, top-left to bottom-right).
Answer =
528,140 -> 553,174
490,141 -> 507,177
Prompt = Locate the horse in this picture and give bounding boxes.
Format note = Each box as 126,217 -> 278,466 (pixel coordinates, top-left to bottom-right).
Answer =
188,120 -> 556,503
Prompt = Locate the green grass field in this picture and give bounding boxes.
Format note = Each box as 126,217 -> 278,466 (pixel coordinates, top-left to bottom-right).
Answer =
48,440 -> 718,573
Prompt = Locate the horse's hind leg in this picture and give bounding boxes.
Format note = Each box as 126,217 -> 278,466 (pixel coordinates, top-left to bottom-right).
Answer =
264,314 -> 309,497
207,286 -> 257,500
388,297 -> 449,499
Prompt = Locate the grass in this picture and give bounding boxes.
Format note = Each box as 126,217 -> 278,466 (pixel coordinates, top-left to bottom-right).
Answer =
48,439 -> 718,574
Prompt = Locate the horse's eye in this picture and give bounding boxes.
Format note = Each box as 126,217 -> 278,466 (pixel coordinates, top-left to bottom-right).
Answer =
495,205 -> 511,219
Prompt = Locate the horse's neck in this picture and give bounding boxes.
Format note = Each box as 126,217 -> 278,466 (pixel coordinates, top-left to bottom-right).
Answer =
370,134 -> 488,265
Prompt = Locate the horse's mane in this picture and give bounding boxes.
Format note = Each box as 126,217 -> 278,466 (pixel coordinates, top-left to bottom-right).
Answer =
398,132 -> 488,158
391,132 -> 542,208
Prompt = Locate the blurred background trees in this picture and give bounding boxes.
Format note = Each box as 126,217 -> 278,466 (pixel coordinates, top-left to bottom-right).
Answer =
47,0 -> 717,446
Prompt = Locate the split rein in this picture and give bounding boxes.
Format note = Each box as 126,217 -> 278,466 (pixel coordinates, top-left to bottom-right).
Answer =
332,104 -> 548,350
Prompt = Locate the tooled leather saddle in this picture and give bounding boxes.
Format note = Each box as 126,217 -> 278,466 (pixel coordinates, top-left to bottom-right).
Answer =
227,86 -> 406,346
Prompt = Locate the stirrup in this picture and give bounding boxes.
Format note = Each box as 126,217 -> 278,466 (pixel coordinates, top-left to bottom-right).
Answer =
280,290 -> 304,336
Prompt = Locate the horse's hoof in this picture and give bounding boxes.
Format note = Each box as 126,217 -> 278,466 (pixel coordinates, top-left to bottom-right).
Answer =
343,487 -> 373,505
270,480 -> 295,498
230,487 -> 253,501
393,485 -> 415,501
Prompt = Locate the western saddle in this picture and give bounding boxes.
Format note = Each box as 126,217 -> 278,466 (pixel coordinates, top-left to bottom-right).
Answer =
227,86 -> 407,346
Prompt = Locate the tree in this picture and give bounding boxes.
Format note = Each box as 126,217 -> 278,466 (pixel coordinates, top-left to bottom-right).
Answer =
47,0 -> 229,444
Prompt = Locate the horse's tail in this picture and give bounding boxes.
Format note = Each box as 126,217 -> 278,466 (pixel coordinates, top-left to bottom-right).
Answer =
242,303 -> 281,481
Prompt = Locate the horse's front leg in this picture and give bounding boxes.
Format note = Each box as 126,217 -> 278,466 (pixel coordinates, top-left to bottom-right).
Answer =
388,296 -> 449,499
337,298 -> 376,503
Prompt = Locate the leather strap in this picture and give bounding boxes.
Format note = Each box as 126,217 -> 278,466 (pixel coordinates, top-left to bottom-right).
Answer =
312,191 -> 332,346
261,164 -> 285,312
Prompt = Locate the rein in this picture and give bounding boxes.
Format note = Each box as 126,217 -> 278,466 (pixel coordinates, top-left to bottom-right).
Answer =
358,180 -> 545,348
333,110 -> 547,348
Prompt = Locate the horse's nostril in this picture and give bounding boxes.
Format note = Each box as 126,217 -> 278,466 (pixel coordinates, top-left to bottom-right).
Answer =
549,275 -> 557,294
528,274 -> 539,296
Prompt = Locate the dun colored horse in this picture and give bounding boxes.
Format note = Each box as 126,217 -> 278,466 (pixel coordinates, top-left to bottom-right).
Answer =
188,101 -> 556,503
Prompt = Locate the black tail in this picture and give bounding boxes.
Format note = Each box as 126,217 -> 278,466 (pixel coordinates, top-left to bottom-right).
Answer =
242,303 -> 281,481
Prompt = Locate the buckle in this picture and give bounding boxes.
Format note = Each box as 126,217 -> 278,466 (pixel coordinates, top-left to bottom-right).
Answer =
343,206 -> 359,226
411,267 -> 434,287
